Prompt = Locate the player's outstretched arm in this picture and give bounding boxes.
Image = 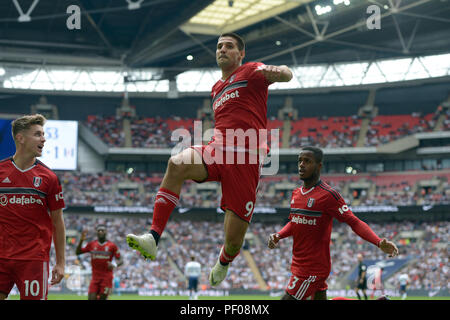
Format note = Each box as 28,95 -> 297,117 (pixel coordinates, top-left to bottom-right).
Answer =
343,213 -> 398,258
256,64 -> 293,83
268,221 -> 294,249
378,238 -> 399,258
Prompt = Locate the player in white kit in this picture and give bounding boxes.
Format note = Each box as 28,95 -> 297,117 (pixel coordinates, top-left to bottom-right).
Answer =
185,256 -> 201,300
398,273 -> 410,300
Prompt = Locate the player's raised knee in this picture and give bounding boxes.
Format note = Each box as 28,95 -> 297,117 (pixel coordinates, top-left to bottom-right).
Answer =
167,150 -> 201,178
169,148 -> 199,167
167,155 -> 187,177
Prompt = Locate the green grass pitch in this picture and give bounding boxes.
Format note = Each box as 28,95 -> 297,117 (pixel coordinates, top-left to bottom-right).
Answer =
6,294 -> 450,300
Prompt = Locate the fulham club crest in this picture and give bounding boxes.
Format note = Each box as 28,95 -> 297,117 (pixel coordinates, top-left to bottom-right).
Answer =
33,177 -> 42,188
307,198 -> 315,208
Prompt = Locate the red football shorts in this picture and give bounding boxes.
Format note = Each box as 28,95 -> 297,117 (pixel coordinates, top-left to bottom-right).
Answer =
0,258 -> 49,300
88,276 -> 113,297
285,274 -> 328,300
191,144 -> 262,223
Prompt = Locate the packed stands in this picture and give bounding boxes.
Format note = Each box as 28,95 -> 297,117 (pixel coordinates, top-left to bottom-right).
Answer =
84,109 -> 447,149
85,115 -> 124,147
364,113 -> 436,146
57,170 -> 450,208
58,215 -> 449,292
290,115 -> 361,148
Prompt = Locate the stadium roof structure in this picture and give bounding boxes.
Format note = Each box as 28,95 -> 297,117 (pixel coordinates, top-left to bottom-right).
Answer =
0,0 -> 450,98
0,0 -> 449,84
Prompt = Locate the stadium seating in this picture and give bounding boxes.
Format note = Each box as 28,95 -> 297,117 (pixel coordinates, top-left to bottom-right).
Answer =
56,170 -> 450,208
85,115 -> 125,147
59,215 -> 449,292
84,110 -> 447,149
365,113 -> 435,146
290,115 -> 361,148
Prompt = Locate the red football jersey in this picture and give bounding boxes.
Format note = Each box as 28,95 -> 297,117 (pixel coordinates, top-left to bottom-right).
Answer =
81,240 -> 120,279
0,157 -> 65,261
281,180 -> 381,278
210,62 -> 271,149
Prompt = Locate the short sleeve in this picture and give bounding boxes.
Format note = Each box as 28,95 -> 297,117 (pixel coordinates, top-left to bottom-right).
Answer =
248,62 -> 272,86
81,241 -> 92,254
47,174 -> 66,211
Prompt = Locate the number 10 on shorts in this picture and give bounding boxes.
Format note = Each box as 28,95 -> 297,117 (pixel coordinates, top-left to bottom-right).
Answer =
24,279 -> 40,297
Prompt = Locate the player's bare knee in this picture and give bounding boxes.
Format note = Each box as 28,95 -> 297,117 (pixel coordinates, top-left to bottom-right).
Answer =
167,156 -> 189,179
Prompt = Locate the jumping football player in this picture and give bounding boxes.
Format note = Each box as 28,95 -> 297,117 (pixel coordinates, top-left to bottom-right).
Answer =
127,32 -> 293,286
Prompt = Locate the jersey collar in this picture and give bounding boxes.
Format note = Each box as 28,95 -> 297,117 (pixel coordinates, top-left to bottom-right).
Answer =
300,179 -> 322,195
11,157 -> 37,173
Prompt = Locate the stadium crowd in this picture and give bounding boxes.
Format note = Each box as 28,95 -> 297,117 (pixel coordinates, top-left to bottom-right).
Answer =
84,110 -> 446,149
85,115 -> 125,147
56,215 -> 448,293
289,115 -> 361,148
364,112 -> 437,147
56,170 -> 450,208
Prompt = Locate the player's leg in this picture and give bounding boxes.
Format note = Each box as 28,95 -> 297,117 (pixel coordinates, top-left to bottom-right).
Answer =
193,279 -> 198,300
15,260 -> 49,300
223,209 -> 249,259
127,147 -> 207,260
313,290 -> 327,300
355,287 -> 361,299
209,157 -> 260,286
188,278 -> 193,299
209,209 -> 249,286
98,279 -> 112,300
362,288 -> 368,300
401,286 -> 407,300
88,279 -> 99,300
0,259 -> 14,300
98,290 -> 109,300
281,293 -> 295,300
150,147 -> 208,237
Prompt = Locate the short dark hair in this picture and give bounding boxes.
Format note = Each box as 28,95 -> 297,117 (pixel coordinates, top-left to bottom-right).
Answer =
219,32 -> 245,51
96,224 -> 106,231
301,146 -> 323,163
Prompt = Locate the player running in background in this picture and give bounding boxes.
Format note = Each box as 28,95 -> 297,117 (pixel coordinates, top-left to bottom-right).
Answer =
355,253 -> 368,300
0,114 -> 66,300
76,225 -> 123,300
267,146 -> 398,300
398,272 -> 410,300
127,32 -> 293,286
184,256 -> 201,300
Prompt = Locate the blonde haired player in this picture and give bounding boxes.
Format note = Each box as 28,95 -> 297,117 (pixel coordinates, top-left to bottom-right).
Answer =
0,114 -> 66,300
